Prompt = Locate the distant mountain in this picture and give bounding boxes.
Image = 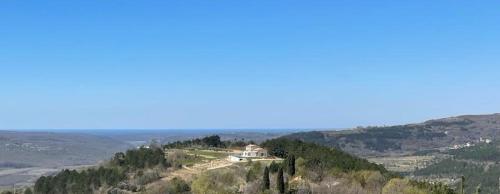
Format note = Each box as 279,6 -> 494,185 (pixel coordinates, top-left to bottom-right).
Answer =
283,113 -> 500,157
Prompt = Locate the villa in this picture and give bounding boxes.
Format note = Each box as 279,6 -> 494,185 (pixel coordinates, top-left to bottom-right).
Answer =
242,144 -> 268,158
227,144 -> 269,162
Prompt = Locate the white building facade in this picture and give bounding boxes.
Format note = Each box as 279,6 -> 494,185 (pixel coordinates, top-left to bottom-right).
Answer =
242,144 -> 268,158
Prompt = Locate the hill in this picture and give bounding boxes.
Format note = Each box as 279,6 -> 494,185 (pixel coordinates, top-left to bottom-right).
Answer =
0,131 -> 132,167
28,137 -> 455,194
260,138 -> 391,177
411,140 -> 500,193
0,131 -> 131,187
0,129 -> 295,188
284,113 -> 500,157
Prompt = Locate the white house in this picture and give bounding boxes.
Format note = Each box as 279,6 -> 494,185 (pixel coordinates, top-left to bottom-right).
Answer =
242,144 -> 268,158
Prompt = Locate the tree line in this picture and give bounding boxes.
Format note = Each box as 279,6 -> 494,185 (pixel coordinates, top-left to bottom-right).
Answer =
163,135 -> 253,149
261,138 -> 392,179
34,147 -> 167,194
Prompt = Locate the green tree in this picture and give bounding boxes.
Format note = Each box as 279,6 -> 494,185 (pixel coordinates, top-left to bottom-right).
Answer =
246,162 -> 262,183
24,188 -> 33,194
461,176 -> 465,194
263,166 -> 270,191
166,177 -> 191,193
277,168 -> 285,194
269,161 -> 280,173
295,157 -> 306,177
202,135 -> 223,147
287,154 -> 295,176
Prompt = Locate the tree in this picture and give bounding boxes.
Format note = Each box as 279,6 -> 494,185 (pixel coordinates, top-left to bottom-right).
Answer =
295,157 -> 306,177
113,152 -> 125,166
277,168 -> 285,194
475,184 -> 481,194
461,176 -> 465,194
191,169 -> 238,194
382,178 -> 426,194
287,154 -> 295,176
24,188 -> 33,194
166,177 -> 191,193
263,166 -> 270,191
246,162 -> 262,183
202,135 -> 223,147
269,161 -> 280,173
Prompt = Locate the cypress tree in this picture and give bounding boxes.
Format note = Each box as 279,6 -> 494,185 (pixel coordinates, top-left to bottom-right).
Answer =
277,167 -> 285,194
263,166 -> 270,191
288,155 -> 295,176
461,176 -> 465,194
269,161 -> 280,173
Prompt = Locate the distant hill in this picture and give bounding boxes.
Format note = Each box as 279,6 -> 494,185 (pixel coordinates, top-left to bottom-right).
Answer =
413,140 -> 500,194
283,113 -> 500,156
0,130 -> 133,187
0,131 -> 132,168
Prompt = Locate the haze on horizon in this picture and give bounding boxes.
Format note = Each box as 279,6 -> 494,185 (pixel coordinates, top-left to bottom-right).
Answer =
1,1 -> 500,130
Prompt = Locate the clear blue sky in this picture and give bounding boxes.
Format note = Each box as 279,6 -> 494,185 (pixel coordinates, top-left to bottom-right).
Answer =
1,1 -> 500,129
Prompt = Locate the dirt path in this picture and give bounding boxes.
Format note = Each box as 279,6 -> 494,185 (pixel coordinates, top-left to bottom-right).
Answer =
145,157 -> 238,192
160,158 -> 234,181
146,149 -> 283,191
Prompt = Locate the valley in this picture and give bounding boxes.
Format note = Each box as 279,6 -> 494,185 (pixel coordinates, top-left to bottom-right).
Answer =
3,114 -> 500,193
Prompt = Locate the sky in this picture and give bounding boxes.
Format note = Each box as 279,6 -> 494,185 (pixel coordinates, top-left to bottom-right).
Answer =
1,0 -> 500,129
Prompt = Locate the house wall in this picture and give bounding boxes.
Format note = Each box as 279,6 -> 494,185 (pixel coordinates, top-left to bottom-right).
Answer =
228,155 -> 245,162
242,150 -> 268,157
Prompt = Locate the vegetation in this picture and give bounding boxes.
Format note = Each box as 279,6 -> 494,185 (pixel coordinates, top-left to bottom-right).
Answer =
191,168 -> 241,194
24,188 -> 33,194
30,135 -> 457,194
448,141 -> 500,161
261,138 -> 392,179
164,177 -> 191,194
286,125 -> 447,153
286,154 -> 295,176
269,161 -> 281,173
263,166 -> 270,191
163,135 -> 251,149
34,147 -> 168,194
460,176 -> 465,194
415,158 -> 500,194
34,167 -> 126,194
245,161 -> 262,183
277,167 -> 285,194
113,147 -> 169,169
261,138 -> 455,194
382,178 -> 455,194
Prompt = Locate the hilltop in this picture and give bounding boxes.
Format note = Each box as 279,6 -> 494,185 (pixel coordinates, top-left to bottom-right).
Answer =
284,113 -> 500,157
282,113 -> 500,193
